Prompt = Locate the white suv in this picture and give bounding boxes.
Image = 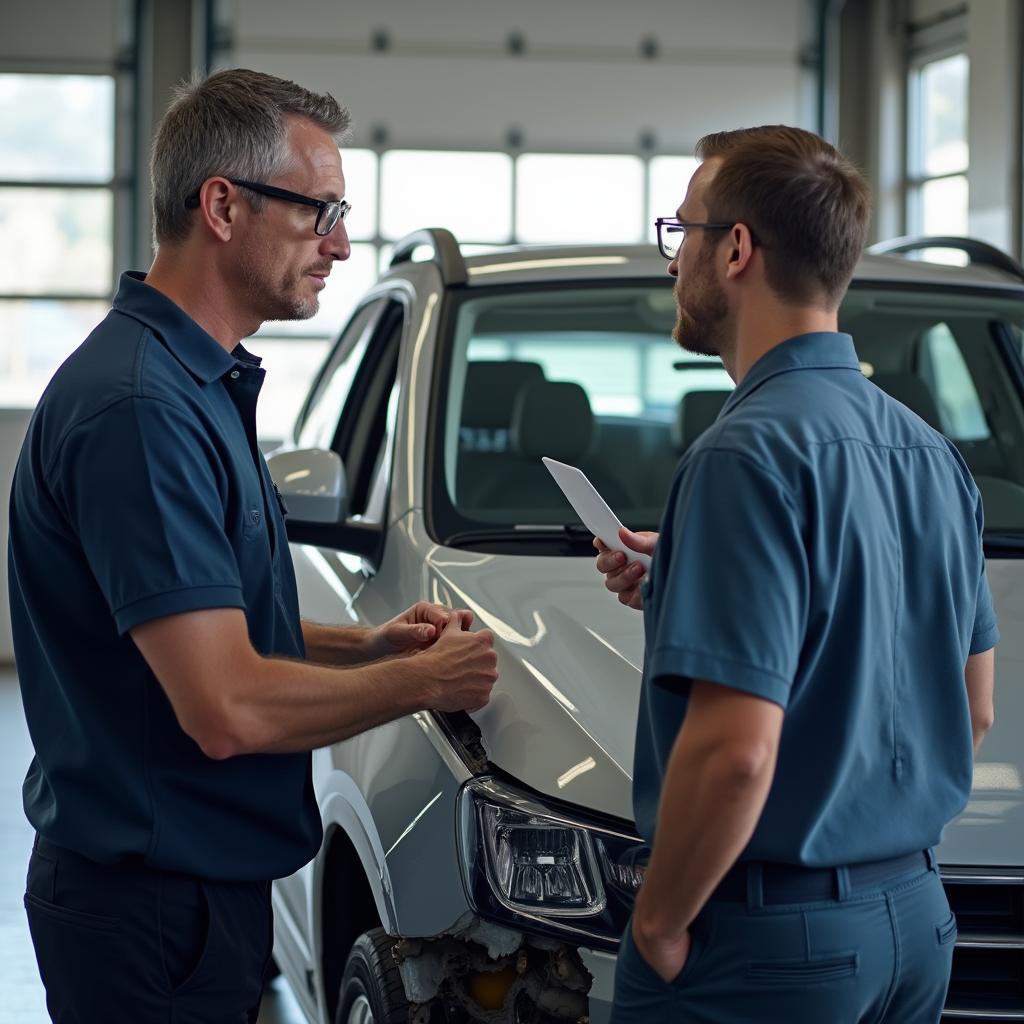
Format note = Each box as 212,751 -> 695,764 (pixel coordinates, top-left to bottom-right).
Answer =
268,231 -> 1024,1024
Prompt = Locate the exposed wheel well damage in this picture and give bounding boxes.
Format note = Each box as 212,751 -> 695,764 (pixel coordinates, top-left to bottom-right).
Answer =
394,913 -> 592,1023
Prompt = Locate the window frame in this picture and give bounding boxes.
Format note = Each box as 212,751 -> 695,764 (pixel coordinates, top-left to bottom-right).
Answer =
286,291 -> 409,564
0,67 -> 130,409
904,39 -> 969,238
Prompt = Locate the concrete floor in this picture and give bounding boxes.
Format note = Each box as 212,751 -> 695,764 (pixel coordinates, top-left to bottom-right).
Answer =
0,670 -> 307,1024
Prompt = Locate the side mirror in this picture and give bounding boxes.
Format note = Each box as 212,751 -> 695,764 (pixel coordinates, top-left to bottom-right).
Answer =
267,448 -> 347,525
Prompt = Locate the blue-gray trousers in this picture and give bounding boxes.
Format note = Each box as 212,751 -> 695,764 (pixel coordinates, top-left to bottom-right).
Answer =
611,853 -> 954,1023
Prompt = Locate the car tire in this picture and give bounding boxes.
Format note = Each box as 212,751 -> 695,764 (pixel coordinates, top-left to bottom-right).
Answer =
336,928 -> 411,1024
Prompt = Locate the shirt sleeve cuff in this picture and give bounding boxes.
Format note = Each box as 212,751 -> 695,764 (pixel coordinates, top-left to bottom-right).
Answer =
647,645 -> 792,708
113,584 -> 246,635
969,622 -> 1000,656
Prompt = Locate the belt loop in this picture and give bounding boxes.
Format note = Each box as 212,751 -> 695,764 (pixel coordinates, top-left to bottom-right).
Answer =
924,848 -> 938,874
746,863 -> 764,910
835,865 -> 851,902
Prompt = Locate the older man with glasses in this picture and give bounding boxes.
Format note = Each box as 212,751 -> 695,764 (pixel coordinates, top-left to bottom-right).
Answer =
9,68 -> 498,1023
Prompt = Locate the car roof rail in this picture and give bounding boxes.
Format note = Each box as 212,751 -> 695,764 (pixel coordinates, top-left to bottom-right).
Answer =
389,227 -> 468,286
867,235 -> 1024,283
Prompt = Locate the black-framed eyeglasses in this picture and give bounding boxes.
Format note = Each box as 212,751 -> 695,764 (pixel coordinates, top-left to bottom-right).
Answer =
185,178 -> 352,236
654,217 -> 735,260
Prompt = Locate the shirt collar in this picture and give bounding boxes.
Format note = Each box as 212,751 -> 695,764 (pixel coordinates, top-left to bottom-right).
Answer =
112,271 -> 240,384
721,332 -> 861,415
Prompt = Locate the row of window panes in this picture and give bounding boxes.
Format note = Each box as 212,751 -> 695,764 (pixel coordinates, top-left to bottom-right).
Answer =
0,153 -> 697,297
907,53 -> 969,265
0,74 -> 115,182
913,53 -> 969,179
346,150 -> 698,245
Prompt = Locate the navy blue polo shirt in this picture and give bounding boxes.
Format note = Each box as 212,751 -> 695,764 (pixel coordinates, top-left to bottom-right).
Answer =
7,271 -> 322,880
634,332 -> 999,866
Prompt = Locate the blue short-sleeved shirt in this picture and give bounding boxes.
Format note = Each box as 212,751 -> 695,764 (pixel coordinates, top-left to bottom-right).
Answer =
634,332 -> 999,866
7,271 -> 322,880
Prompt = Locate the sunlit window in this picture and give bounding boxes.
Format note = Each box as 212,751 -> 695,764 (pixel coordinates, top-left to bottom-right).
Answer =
516,154 -> 644,244
0,74 -> 114,182
907,53 -> 969,263
339,148 -> 377,242
380,150 -> 513,243
0,73 -> 115,407
251,338 -> 334,443
0,299 -> 110,406
0,188 -> 113,295
647,156 -> 700,241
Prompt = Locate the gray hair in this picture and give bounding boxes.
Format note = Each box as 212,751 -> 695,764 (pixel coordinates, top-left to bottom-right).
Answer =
151,68 -> 351,247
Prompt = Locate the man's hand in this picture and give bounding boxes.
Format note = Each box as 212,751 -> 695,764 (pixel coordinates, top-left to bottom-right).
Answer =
418,614 -> 498,713
594,528 -> 658,610
632,915 -> 692,984
366,602 -> 474,660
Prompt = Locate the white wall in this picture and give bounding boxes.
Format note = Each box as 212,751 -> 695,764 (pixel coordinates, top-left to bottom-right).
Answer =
966,0 -> 1022,252
0,0 -> 119,65
229,0 -> 811,152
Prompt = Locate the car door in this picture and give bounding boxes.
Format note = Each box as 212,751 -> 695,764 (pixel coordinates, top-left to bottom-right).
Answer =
271,294 -> 407,983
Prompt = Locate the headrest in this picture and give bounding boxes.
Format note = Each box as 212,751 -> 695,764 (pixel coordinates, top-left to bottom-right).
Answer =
870,373 -> 942,429
671,390 -> 730,452
460,361 -> 545,428
511,380 -> 594,461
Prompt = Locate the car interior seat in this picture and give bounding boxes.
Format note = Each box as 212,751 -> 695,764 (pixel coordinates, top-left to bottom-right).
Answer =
456,360 -> 545,505
671,390 -> 731,453
869,373 -> 1024,530
467,379 -> 632,515
869,373 -> 944,429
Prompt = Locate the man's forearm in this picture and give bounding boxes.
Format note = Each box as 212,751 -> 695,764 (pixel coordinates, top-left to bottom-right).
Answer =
221,653 -> 428,757
301,620 -> 376,666
634,724 -> 777,943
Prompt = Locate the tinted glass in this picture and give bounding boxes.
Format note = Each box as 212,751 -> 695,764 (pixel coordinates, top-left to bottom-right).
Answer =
437,283 -> 1024,542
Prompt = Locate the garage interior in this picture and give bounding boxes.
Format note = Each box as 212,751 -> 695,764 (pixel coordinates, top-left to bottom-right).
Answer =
1,1 -> 1023,1022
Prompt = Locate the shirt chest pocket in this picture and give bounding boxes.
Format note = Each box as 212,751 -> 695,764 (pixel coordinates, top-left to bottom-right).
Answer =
241,501 -> 267,542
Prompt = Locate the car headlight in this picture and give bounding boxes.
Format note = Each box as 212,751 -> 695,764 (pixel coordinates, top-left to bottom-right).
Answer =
457,776 -> 649,949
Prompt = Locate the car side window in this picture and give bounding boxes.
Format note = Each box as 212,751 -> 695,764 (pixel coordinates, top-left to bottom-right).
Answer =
295,298 -> 387,450
918,322 -> 990,440
336,300 -> 405,523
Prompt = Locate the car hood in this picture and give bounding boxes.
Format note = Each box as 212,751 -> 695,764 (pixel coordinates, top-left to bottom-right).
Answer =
425,549 -> 643,821
425,549 -> 1024,865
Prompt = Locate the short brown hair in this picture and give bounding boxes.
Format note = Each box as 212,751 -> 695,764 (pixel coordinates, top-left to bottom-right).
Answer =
695,126 -> 871,307
151,68 -> 351,247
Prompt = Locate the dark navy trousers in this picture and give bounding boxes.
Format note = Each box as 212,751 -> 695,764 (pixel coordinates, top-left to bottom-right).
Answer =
24,836 -> 274,1024
612,853 -> 955,1023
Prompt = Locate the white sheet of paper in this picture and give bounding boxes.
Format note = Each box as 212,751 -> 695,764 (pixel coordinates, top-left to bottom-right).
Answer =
542,457 -> 652,570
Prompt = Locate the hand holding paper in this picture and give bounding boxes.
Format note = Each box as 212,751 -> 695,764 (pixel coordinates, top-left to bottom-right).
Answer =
542,457 -> 652,571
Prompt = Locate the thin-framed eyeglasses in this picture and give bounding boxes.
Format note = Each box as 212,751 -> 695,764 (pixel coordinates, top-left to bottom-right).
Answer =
185,178 -> 352,236
654,217 -> 737,260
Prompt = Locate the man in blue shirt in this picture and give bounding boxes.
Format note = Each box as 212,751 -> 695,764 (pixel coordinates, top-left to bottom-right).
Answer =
596,126 -> 997,1022
8,69 -> 497,1023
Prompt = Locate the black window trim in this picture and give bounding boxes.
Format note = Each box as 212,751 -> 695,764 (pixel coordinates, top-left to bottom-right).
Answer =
285,291 -> 410,564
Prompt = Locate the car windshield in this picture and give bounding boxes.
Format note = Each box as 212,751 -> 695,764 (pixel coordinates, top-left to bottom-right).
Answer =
434,282 -> 1024,547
